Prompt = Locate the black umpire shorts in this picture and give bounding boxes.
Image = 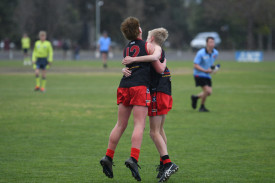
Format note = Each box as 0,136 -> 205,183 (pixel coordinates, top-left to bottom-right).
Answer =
194,76 -> 212,87
36,58 -> 48,70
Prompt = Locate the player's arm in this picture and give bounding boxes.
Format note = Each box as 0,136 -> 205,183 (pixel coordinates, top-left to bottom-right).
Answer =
194,64 -> 212,73
152,58 -> 166,74
48,42 -> 53,65
193,52 -> 212,73
122,67 -> 131,77
122,44 -> 162,65
32,42 -> 37,63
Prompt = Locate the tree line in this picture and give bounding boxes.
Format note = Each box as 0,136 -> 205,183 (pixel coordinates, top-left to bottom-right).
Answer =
0,0 -> 274,50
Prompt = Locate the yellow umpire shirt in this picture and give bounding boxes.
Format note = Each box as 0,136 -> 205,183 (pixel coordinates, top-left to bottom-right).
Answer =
21,37 -> 31,49
32,40 -> 53,62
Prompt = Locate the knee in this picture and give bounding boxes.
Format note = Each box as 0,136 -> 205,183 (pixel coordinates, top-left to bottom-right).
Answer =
207,90 -> 212,96
150,130 -> 158,140
204,88 -> 212,96
116,121 -> 128,131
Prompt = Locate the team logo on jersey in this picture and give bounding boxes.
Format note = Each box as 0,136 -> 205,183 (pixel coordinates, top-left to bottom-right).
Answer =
203,55 -> 209,60
152,96 -> 156,102
146,88 -> 150,93
146,99 -> 151,104
152,109 -> 157,113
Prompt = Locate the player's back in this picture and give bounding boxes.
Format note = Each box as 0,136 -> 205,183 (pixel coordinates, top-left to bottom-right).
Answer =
119,39 -> 151,88
150,49 -> 171,95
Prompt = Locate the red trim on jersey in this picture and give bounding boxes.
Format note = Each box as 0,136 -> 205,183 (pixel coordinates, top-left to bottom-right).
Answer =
145,42 -> 149,55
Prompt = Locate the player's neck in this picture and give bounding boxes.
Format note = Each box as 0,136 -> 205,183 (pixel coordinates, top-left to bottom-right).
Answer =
151,42 -> 159,47
206,47 -> 213,53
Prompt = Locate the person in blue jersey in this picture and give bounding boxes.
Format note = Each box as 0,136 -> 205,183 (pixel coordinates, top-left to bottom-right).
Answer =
97,31 -> 111,68
191,37 -> 219,112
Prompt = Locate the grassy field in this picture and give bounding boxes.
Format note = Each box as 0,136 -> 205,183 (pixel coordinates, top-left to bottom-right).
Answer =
0,60 -> 275,183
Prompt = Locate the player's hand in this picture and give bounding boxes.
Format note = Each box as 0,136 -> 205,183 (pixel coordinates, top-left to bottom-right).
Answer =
46,62 -> 51,69
205,68 -> 213,73
122,56 -> 134,65
122,67 -> 131,77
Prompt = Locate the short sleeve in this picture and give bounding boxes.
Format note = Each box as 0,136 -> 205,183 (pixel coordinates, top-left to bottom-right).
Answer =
194,51 -> 202,64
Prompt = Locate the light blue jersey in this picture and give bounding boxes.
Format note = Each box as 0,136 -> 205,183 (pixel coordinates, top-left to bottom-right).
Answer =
193,48 -> 219,79
98,36 -> 111,52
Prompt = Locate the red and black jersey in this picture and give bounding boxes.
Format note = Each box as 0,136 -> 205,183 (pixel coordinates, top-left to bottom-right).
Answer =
119,39 -> 151,88
150,49 -> 172,95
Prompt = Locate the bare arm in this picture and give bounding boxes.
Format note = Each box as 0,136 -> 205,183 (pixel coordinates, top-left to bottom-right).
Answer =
152,58 -> 167,74
122,44 -> 162,65
194,63 -> 212,73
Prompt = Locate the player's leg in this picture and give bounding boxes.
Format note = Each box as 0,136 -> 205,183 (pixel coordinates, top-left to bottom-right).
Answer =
25,49 -> 31,65
198,85 -> 212,112
131,105 -> 147,157
125,105 -> 147,181
40,69 -> 47,92
150,115 -> 168,156
156,115 -> 167,179
160,115 -> 167,145
102,52 -> 108,68
101,103 -> 132,178
34,67 -> 40,91
107,103 -> 132,152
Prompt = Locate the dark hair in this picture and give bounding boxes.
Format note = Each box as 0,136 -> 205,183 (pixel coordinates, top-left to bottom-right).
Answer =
206,36 -> 215,43
121,17 -> 140,40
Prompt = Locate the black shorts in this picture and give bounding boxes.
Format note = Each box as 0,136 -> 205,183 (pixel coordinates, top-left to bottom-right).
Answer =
194,76 -> 212,87
100,51 -> 108,54
23,49 -> 28,54
36,58 -> 48,70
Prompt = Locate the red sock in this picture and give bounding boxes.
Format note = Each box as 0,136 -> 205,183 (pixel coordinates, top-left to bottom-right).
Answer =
106,149 -> 115,159
131,148 -> 140,162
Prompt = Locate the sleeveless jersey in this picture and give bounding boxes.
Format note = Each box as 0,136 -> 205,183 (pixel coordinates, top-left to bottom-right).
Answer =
150,49 -> 172,95
119,39 -> 151,88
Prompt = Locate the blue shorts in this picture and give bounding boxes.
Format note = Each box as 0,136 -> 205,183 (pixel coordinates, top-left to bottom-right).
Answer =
36,58 -> 48,70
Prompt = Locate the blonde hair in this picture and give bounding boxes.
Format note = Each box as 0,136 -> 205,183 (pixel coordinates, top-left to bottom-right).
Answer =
121,17 -> 140,40
39,31 -> 47,37
148,28 -> 168,46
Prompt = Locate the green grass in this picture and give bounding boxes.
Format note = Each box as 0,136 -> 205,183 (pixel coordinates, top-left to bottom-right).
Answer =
0,60 -> 275,183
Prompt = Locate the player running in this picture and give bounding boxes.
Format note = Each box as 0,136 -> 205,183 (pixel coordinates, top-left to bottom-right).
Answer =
191,36 -> 219,112
122,28 -> 178,182
32,31 -> 53,92
99,17 -> 166,182
21,33 -> 31,65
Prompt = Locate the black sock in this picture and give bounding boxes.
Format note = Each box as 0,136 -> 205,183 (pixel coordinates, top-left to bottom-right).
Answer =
131,157 -> 138,163
161,155 -> 172,168
200,104 -> 205,108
